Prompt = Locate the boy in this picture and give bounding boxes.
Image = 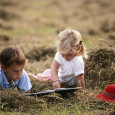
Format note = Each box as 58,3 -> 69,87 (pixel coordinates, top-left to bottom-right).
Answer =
0,46 -> 32,92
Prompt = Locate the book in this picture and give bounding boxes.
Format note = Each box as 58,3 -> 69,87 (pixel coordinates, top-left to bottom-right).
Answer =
25,87 -> 82,96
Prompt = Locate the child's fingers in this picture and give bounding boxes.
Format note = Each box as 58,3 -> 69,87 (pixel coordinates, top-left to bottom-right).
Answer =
52,82 -> 60,89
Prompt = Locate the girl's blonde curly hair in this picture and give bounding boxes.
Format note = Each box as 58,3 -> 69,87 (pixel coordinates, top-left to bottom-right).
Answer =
57,29 -> 87,58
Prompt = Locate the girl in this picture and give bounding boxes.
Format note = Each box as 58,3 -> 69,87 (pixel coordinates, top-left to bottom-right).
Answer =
29,28 -> 86,89
51,29 -> 86,89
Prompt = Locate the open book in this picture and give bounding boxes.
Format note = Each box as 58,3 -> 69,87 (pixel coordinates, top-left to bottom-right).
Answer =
25,87 -> 82,96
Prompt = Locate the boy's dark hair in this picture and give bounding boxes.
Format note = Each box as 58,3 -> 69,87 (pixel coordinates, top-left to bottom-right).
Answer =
0,46 -> 26,67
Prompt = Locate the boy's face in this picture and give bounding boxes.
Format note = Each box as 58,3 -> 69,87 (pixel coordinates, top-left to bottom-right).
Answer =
2,63 -> 25,82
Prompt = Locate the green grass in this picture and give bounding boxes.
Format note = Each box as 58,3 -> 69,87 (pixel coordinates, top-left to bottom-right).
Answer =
39,103 -> 100,115
0,29 -> 29,38
34,27 -> 55,34
83,36 -> 103,48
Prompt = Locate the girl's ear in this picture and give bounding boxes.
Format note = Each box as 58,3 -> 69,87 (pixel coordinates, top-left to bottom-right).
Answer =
77,45 -> 81,52
1,65 -> 6,72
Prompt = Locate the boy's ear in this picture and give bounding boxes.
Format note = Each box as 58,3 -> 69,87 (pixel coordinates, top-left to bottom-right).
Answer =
1,65 -> 6,72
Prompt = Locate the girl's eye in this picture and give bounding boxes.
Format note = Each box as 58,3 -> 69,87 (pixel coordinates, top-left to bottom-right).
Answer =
67,54 -> 72,56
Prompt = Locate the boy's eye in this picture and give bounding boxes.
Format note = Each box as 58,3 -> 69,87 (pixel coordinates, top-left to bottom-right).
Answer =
13,69 -> 22,73
14,70 -> 19,73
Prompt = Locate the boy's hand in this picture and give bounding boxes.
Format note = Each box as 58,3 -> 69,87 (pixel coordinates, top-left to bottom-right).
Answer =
52,80 -> 60,89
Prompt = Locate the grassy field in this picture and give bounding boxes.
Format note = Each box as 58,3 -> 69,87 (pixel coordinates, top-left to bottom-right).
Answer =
0,0 -> 115,114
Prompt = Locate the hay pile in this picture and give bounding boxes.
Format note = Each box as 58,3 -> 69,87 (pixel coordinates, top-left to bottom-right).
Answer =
85,41 -> 115,89
0,86 -> 75,113
25,46 -> 56,61
0,89 -> 45,112
30,79 -> 52,93
0,40 -> 115,114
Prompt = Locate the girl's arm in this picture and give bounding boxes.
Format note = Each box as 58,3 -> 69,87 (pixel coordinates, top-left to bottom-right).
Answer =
51,60 -> 60,89
76,74 -> 85,88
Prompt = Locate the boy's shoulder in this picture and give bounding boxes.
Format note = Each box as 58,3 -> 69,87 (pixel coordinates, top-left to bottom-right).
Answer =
0,68 -> 4,85
18,69 -> 28,80
0,68 -> 3,78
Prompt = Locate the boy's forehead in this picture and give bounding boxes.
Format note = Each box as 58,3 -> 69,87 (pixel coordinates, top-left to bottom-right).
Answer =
9,63 -> 25,68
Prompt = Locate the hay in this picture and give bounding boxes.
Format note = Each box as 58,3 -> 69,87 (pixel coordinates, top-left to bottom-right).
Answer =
25,46 -> 56,61
0,9 -> 19,21
31,79 -> 52,93
76,89 -> 115,115
100,20 -> 115,33
85,41 -> 115,89
0,34 -> 10,41
0,82 -> 75,113
0,40 -> 115,114
0,89 -> 45,112
107,33 -> 115,40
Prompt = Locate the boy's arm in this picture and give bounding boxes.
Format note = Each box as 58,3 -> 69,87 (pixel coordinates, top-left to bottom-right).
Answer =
76,74 -> 85,88
51,60 -> 60,89
18,70 -> 32,92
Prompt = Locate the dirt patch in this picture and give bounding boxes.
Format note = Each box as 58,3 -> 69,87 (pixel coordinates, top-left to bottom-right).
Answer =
0,34 -> 11,41
87,29 -> 99,36
85,41 -> 115,89
0,9 -> 19,21
0,0 -> 18,6
0,23 -> 13,30
100,20 -> 115,33
107,33 -> 115,40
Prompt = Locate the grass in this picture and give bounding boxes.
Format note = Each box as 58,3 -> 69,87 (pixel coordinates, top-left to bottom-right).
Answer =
34,27 -> 56,35
83,35 -> 103,48
0,29 -> 29,38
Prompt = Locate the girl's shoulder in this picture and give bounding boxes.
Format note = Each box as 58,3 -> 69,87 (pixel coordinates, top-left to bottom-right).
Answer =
54,52 -> 64,64
73,55 -> 83,60
55,52 -> 63,59
72,55 -> 84,63
56,52 -> 61,56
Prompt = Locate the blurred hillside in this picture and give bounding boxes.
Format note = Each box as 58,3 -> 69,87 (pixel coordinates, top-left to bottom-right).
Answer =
0,0 -> 115,50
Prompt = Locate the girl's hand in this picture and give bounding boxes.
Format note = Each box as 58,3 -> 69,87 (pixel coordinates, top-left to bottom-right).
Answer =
51,60 -> 60,89
52,80 -> 60,89
76,74 -> 85,88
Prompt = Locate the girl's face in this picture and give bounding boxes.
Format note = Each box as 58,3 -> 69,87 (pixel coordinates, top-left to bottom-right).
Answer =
61,51 -> 76,61
2,63 -> 25,82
